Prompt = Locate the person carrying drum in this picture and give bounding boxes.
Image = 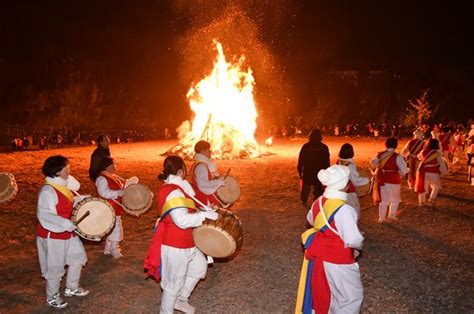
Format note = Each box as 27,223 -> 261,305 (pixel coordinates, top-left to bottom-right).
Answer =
336,143 -> 370,220
36,155 -> 89,309
297,129 -> 330,209
371,137 -> 408,223
295,165 -> 364,314
401,128 -> 425,190
191,140 -> 226,206
95,157 -> 126,258
88,134 -> 111,181
144,156 -> 218,314
415,139 -> 448,205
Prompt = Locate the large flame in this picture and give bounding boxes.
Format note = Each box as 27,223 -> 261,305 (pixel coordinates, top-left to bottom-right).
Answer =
169,40 -> 260,159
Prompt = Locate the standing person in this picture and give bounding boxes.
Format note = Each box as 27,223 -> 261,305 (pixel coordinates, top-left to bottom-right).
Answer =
336,143 -> 370,220
36,155 -> 89,309
415,139 -> 448,205
467,139 -> 474,186
438,127 -> 456,162
295,165 -> 364,314
297,129 -> 330,209
95,157 -> 126,258
371,137 -> 408,223
452,127 -> 465,164
88,134 -> 111,181
144,156 -> 218,314
401,128 -> 425,189
191,140 -> 226,207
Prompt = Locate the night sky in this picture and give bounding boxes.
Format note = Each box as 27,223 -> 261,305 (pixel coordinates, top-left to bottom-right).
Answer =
1,1 -> 473,129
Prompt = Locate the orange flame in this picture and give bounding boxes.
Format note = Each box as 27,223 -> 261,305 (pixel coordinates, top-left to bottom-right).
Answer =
170,40 -> 260,159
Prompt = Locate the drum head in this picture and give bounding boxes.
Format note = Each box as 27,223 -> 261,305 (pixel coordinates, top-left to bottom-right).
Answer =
73,198 -> 115,241
355,169 -> 371,197
122,183 -> 153,216
0,173 -> 18,203
216,176 -> 240,204
193,226 -> 236,258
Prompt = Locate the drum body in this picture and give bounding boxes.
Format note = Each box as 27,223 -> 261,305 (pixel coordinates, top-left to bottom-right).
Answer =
355,169 -> 371,197
193,208 -> 243,258
0,173 -> 18,204
216,175 -> 240,204
122,183 -> 153,216
72,197 -> 115,241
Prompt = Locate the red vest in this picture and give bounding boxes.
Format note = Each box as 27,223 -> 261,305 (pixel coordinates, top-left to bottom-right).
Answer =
419,149 -> 440,173
378,151 -> 401,184
407,139 -> 424,157
100,174 -> 124,216
190,162 -> 219,206
158,184 -> 196,248
37,186 -> 75,240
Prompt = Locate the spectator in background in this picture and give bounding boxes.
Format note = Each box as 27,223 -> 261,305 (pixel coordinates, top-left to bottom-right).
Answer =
88,134 -> 111,181
297,129 -> 330,209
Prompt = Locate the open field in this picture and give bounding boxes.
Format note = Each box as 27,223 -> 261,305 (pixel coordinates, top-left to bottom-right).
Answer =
0,137 -> 473,313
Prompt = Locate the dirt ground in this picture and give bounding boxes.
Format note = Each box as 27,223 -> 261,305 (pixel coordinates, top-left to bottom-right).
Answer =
0,137 -> 473,313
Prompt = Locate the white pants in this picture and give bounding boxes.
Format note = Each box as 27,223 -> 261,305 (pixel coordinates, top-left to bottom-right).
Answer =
160,245 -> 207,314
37,236 -> 87,299
323,261 -> 364,314
346,193 -> 360,220
105,216 -> 123,252
418,172 -> 441,203
379,183 -> 401,219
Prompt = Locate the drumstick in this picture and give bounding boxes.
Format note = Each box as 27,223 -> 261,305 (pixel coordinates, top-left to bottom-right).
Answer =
75,210 -> 90,225
212,193 -> 230,209
187,193 -> 216,212
223,168 -> 231,181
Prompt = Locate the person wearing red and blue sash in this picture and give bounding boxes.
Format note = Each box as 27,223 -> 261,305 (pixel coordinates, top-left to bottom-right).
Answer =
296,165 -> 364,314
144,156 -> 218,314
401,128 -> 425,189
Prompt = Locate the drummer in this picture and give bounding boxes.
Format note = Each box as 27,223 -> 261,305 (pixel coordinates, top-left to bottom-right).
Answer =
191,140 -> 226,206
95,157 -> 125,258
144,155 -> 218,313
36,155 -> 89,309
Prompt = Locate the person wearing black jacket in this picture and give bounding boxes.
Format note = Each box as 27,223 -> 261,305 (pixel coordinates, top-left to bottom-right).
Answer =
297,129 -> 330,209
88,134 -> 111,181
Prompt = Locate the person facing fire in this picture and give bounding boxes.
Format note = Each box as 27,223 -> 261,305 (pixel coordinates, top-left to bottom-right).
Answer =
88,134 -> 111,181
438,127 -> 456,162
401,127 -> 425,189
36,155 -> 89,309
95,157 -> 126,258
371,137 -> 408,223
295,165 -> 364,314
415,139 -> 448,205
144,155 -> 218,314
297,129 -> 330,209
191,140 -> 226,206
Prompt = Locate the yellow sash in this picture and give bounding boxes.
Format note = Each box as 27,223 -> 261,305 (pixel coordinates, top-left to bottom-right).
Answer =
45,182 -> 74,201
161,197 -> 196,217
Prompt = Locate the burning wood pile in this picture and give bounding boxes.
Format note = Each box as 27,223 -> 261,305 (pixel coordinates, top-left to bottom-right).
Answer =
163,41 -> 261,159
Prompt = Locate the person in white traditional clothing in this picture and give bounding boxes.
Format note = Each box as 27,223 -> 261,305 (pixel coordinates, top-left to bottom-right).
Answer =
190,140 -> 226,207
36,155 -> 89,309
95,157 -> 128,258
144,156 -> 218,314
295,165 -> 364,314
415,139 -> 449,205
336,143 -> 370,220
401,128 -> 425,189
371,137 -> 408,223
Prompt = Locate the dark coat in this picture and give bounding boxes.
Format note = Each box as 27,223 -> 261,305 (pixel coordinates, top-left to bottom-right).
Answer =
89,147 -> 111,181
297,141 -> 330,185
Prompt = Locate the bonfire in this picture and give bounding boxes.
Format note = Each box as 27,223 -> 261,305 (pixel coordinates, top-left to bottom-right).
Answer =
164,40 -> 260,159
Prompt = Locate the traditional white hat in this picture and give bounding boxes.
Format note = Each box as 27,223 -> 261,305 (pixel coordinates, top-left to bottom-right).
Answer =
317,165 -> 350,191
413,127 -> 424,139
